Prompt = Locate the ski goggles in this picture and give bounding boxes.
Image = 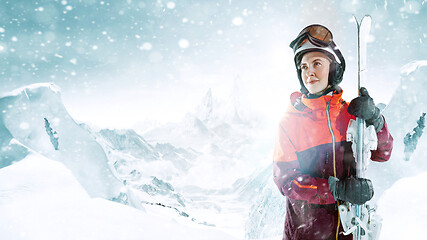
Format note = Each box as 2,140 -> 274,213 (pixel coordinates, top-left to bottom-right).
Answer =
289,24 -> 334,53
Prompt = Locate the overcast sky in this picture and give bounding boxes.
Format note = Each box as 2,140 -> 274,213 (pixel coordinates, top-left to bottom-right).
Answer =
0,0 -> 425,128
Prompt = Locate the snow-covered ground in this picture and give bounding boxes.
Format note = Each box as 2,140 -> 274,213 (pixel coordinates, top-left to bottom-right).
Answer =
378,171 -> 427,240
0,154 -> 237,240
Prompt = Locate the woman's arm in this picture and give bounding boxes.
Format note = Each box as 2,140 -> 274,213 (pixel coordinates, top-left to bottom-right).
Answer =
371,116 -> 393,162
273,124 -> 336,205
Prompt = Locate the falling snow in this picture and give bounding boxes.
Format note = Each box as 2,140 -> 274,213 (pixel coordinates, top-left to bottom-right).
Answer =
0,1 -> 426,239
232,17 -> 244,26
166,2 -> 176,9
178,39 -> 190,49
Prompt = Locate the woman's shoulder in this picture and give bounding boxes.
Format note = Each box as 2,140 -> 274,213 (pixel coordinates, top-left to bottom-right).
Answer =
279,103 -> 309,127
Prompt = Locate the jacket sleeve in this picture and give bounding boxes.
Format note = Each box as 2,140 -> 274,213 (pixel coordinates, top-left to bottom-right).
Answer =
273,123 -> 336,205
371,116 -> 393,162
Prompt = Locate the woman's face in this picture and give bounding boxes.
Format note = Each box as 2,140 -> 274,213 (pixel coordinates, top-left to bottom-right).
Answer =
300,51 -> 331,95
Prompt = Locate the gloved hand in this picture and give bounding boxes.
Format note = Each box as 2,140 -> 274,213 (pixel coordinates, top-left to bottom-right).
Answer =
328,176 -> 374,205
347,87 -> 384,132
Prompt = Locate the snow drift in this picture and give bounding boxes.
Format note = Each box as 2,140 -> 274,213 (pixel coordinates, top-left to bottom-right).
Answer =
377,171 -> 427,240
0,154 -> 237,240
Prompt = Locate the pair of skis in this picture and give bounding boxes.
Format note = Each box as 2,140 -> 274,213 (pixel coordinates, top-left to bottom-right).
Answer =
339,15 -> 383,240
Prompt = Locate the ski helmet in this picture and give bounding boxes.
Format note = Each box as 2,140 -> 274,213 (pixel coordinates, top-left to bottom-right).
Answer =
289,24 -> 346,96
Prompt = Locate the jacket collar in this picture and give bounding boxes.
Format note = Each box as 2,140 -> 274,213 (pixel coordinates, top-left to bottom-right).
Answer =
291,87 -> 344,112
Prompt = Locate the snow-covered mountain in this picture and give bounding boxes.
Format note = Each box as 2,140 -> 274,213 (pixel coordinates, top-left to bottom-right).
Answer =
0,83 -> 243,227
88,84 -> 274,237
92,127 -> 199,174
141,86 -> 266,170
85,125 -> 199,214
367,61 -> 427,199
236,164 -> 286,239
0,82 -> 200,215
385,60 -> 427,153
193,77 -> 259,126
0,83 -> 122,199
98,128 -> 160,161
0,83 -> 244,239
0,82 -> 275,239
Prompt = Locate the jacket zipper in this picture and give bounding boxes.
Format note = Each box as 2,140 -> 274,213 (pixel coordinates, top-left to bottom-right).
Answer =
327,100 -> 342,240
326,101 -> 337,178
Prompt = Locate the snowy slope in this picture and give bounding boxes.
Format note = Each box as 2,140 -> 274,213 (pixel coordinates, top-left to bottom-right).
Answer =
0,83 -> 122,199
0,153 -> 237,240
377,171 -> 427,240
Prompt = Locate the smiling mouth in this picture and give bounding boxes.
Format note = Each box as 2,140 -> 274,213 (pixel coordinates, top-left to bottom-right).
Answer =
307,80 -> 319,84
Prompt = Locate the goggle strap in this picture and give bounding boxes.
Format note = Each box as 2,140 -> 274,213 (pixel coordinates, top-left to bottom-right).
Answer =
290,32 -> 331,53
329,41 -> 346,70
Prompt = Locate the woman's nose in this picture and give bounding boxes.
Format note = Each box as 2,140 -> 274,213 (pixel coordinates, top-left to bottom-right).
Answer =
306,67 -> 315,76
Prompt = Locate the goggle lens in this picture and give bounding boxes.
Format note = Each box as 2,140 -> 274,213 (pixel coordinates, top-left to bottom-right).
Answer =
290,24 -> 333,51
300,25 -> 333,43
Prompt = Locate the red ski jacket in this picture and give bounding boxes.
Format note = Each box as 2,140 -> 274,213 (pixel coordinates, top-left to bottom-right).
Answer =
273,89 -> 393,240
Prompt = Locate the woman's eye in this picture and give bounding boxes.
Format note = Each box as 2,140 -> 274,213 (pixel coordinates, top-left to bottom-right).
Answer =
314,62 -> 321,66
301,66 -> 307,70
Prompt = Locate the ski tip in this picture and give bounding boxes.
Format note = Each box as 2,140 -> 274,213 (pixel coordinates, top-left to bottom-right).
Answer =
353,14 -> 372,23
361,15 -> 372,22
352,15 -> 360,27
352,15 -> 358,22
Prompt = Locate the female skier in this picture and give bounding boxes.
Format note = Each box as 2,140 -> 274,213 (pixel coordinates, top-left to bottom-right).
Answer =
273,24 -> 393,240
